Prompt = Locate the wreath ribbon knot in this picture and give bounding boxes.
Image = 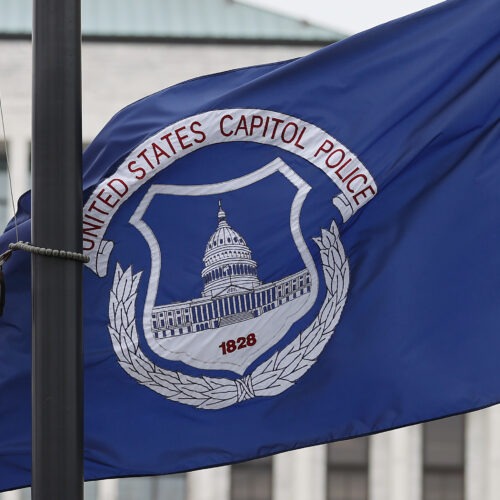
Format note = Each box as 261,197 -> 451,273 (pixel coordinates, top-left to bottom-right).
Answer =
108,221 -> 349,409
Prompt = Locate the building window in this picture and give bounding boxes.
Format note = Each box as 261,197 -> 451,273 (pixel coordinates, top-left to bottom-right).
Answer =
12,483 -> 97,500
84,481 -> 97,499
231,456 -> 272,500
423,415 -> 465,500
327,436 -> 369,500
117,474 -> 186,500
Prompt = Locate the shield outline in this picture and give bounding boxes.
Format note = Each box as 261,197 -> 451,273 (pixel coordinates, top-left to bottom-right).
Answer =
129,157 -> 319,374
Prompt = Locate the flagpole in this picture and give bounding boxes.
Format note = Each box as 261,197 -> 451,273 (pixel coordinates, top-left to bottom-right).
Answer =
31,0 -> 83,498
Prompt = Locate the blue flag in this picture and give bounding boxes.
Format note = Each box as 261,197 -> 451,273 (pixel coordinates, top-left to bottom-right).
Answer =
1,0 -> 499,490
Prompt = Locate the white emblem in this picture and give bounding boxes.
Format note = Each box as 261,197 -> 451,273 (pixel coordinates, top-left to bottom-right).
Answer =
83,109 -> 375,409
130,159 -> 318,374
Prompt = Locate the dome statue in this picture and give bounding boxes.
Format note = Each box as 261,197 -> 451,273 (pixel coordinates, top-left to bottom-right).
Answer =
202,201 -> 260,297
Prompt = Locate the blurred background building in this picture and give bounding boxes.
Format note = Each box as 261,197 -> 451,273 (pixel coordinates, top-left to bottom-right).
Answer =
0,1 -> 498,499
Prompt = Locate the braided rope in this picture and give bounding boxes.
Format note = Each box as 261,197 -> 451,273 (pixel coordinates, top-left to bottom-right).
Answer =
8,241 -> 90,263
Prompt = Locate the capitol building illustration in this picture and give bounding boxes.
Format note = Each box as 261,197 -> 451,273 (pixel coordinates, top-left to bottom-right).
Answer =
151,202 -> 312,338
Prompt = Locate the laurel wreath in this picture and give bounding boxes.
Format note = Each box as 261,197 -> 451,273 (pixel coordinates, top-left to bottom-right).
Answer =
108,221 -> 349,409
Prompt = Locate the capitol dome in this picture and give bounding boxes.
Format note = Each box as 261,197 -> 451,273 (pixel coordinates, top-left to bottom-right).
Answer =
202,201 -> 260,297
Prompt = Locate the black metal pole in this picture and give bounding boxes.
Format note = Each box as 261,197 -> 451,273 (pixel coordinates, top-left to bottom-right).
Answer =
31,0 -> 83,498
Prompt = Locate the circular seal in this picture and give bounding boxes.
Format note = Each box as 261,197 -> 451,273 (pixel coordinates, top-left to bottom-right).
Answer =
83,109 -> 376,409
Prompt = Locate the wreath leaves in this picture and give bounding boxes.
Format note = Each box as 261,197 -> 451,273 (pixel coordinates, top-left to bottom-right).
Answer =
108,221 -> 349,409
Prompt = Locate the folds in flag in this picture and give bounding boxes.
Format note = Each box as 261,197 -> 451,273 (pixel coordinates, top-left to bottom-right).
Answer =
0,0 -> 498,490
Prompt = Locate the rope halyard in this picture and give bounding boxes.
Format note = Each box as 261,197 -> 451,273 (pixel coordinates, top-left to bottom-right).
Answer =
8,241 -> 90,263
0,92 -> 19,242
0,243 -> 89,316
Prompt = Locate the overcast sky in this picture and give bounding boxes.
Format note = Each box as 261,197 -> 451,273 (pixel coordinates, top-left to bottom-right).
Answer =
244,0 -> 444,36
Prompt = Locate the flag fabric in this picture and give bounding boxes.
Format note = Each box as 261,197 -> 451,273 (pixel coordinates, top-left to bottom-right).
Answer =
0,0 -> 499,490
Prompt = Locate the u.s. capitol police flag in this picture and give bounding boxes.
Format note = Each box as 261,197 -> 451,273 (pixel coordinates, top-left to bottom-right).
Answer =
0,0 -> 499,490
